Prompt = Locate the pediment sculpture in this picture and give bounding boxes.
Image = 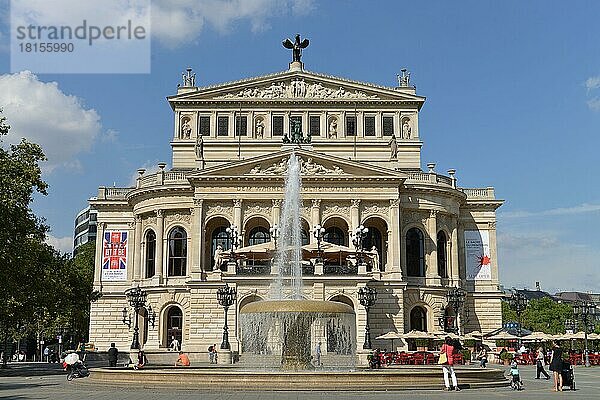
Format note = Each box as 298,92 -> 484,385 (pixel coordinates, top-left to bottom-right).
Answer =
247,157 -> 345,176
216,79 -> 379,100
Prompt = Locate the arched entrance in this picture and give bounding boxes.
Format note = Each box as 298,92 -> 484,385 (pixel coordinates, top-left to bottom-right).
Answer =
362,217 -> 388,271
164,306 -> 183,349
205,216 -> 232,271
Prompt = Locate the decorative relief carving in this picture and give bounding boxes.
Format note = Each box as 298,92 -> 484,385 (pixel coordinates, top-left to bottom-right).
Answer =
272,199 -> 283,207
389,199 -> 400,207
127,221 -> 135,229
322,204 -> 350,217
311,199 -> 321,208
245,203 -> 271,216
144,215 -> 157,227
233,199 -> 243,207
217,80 -> 379,100
488,221 -> 497,229
156,209 -> 164,218
247,156 -> 345,176
205,204 -> 233,219
362,203 -> 388,217
350,199 -> 361,207
193,198 -> 204,208
165,212 -> 191,224
401,210 -> 428,227
429,210 -> 438,218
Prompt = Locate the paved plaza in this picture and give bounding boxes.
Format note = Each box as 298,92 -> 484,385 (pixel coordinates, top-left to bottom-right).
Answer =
1,363 -> 599,399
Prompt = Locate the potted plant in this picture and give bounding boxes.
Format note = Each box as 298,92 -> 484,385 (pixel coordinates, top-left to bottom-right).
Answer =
500,351 -> 514,365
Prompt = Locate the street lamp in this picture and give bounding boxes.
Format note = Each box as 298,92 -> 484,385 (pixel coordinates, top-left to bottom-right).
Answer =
270,224 -> 279,249
313,224 -> 325,261
217,283 -> 237,350
573,301 -> 597,367
122,286 -> 150,350
446,287 -> 467,335
353,225 -> 369,265
508,290 -> 528,345
358,286 -> 377,349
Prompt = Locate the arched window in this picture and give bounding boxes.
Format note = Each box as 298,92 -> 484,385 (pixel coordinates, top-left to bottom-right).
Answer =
406,228 -> 425,277
324,227 -> 345,246
248,226 -> 270,246
211,226 -> 231,270
168,227 -> 187,276
301,229 -> 309,246
166,306 -> 183,348
410,306 -> 427,331
145,230 -> 156,278
437,231 -> 448,278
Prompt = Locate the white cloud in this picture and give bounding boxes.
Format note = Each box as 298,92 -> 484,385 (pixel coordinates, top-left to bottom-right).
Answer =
585,76 -> 600,91
587,97 -> 600,112
151,0 -> 315,47
0,71 -> 102,172
499,203 -> 600,219
45,233 -> 73,254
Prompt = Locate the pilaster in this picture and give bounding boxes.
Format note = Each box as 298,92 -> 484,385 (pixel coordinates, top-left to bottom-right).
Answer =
389,199 -> 401,278
155,210 -> 164,285
133,215 -> 143,281
191,199 -> 203,280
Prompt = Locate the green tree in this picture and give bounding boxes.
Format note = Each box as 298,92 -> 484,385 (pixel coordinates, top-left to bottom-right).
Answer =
522,297 -> 573,334
0,111 -> 50,367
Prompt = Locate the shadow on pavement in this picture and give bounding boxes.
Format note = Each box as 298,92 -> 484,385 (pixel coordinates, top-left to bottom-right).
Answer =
0,363 -> 66,377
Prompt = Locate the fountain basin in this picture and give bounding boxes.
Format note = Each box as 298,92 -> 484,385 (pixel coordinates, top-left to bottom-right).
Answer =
240,300 -> 354,315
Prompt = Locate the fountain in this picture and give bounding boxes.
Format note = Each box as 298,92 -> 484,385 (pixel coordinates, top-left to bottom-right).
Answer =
239,153 -> 356,369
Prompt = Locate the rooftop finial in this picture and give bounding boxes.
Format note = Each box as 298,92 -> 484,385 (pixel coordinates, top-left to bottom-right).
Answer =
397,68 -> 411,87
182,67 -> 196,87
283,34 -> 309,63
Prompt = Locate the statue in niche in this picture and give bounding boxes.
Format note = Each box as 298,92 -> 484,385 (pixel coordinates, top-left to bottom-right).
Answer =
370,246 -> 380,272
195,134 -> 204,159
255,118 -> 265,138
181,118 -> 192,139
214,244 -> 225,271
388,134 -> 398,159
402,119 -> 411,139
328,118 -> 338,138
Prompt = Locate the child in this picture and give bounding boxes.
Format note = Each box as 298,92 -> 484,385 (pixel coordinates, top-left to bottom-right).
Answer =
509,360 -> 523,390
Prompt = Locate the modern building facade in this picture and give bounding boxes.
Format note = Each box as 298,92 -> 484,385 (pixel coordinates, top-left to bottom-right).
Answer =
73,206 -> 98,255
88,53 -> 503,361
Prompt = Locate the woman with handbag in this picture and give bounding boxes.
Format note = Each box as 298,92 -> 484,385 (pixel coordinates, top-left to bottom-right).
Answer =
535,346 -> 550,379
439,336 -> 460,391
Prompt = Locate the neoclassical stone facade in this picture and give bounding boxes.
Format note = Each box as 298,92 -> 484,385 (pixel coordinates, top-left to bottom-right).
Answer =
89,59 -> 503,361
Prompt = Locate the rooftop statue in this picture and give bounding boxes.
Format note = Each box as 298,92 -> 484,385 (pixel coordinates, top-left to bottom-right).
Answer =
283,34 -> 309,63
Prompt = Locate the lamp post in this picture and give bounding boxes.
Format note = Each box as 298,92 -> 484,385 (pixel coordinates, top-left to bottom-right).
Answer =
217,283 -> 237,350
358,286 -> 377,349
226,224 -> 240,250
313,224 -> 325,261
573,301 -> 597,367
122,286 -> 152,350
353,225 -> 369,266
270,224 -> 279,249
508,290 -> 528,345
446,287 -> 466,335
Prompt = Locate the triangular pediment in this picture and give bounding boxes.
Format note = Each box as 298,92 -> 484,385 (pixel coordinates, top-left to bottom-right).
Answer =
187,148 -> 407,181
168,69 -> 425,105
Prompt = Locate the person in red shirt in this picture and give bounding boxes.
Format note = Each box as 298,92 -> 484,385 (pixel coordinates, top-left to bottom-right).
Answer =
440,336 -> 460,391
175,351 -> 191,367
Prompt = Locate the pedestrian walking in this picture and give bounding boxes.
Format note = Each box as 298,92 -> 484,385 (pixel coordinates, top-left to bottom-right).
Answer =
439,336 -> 460,391
43,346 -> 49,363
535,346 -> 550,380
107,343 -> 118,367
549,341 -> 563,391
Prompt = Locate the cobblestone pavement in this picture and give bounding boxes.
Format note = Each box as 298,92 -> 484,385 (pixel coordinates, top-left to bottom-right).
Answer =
1,363 -> 599,400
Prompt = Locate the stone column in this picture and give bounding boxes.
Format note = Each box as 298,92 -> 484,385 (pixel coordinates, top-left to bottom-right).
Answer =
426,210 -> 439,281
488,221 -> 499,284
350,199 -> 360,231
375,111 -> 382,138
155,210 -> 164,284
284,111 -> 290,138
340,111 -> 346,138
133,215 -> 143,281
94,222 -> 106,285
191,199 -> 203,280
233,199 -> 243,241
453,223 -> 462,284
394,111 -> 400,137
388,199 -> 401,277
210,111 -> 216,138
357,111 -> 364,138
127,220 -> 136,282
272,199 -> 282,226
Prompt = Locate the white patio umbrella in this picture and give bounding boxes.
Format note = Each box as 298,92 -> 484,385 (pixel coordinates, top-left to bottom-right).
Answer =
402,330 -> 439,340
522,331 -> 552,341
464,330 -> 484,341
375,331 -> 405,350
487,331 -> 520,341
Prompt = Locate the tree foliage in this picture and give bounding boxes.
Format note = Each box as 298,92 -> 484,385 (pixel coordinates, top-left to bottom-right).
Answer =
0,111 -> 97,367
502,297 -> 574,335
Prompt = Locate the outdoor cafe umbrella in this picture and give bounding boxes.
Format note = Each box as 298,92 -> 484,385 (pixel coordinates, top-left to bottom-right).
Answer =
486,331 -> 520,341
568,331 -> 589,340
375,331 -> 405,350
522,331 -> 552,342
402,330 -> 439,340
464,330 -> 484,341
234,241 -> 276,259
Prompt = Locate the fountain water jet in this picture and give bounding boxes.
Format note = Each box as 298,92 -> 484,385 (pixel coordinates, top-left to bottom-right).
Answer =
240,153 -> 356,370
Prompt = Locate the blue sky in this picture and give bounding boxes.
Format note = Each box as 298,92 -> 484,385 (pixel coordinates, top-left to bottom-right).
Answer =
0,0 -> 598,293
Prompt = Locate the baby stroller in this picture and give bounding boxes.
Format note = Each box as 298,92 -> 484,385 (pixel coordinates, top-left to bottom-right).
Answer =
560,360 -> 576,391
